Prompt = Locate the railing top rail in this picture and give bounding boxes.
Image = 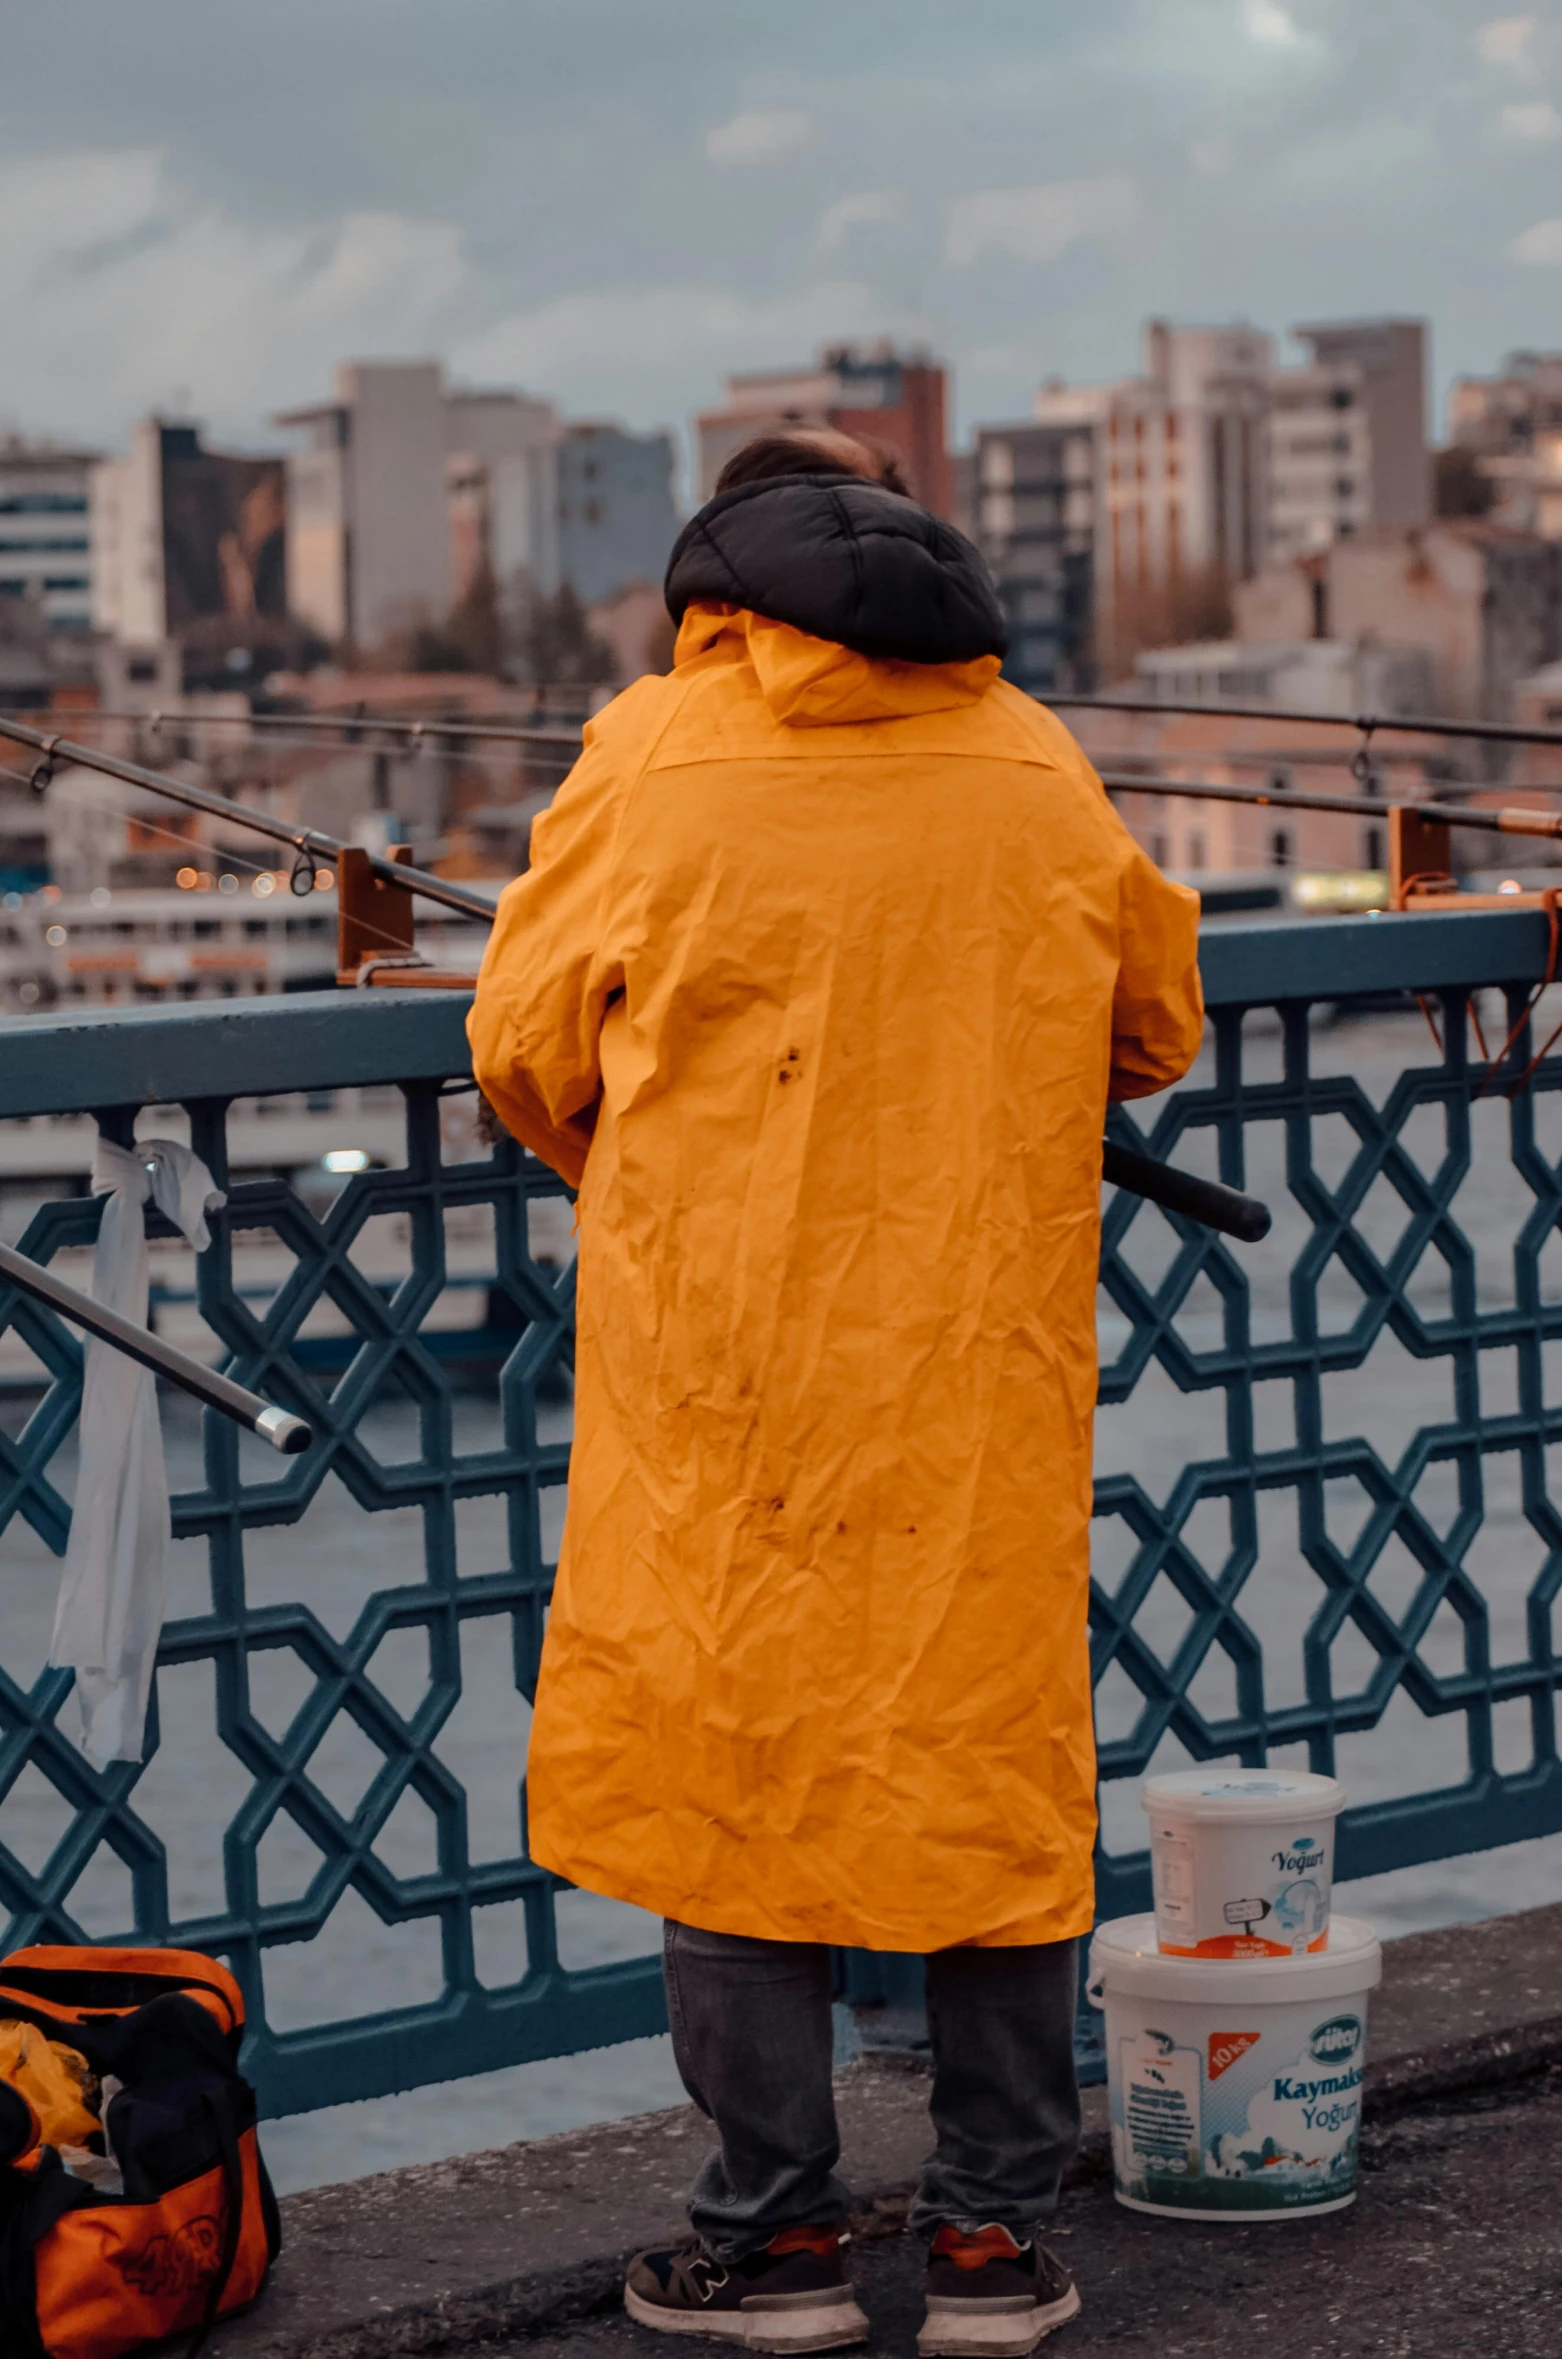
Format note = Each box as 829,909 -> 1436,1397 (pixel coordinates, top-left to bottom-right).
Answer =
0,987 -> 472,1119
3,906 -> 1560,1121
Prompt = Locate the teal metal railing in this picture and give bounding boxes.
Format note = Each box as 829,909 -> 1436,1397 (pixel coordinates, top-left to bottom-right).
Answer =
3,906 -> 1562,2112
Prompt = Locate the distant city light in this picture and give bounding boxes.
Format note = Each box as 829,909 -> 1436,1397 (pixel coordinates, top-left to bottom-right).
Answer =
252,873 -> 277,898
45,925 -> 67,947
322,1148 -> 371,1174
2,893 -> 21,912
217,873 -> 239,896
90,886 -> 111,908
1499,878 -> 1523,895
314,868 -> 335,892
175,867 -> 199,889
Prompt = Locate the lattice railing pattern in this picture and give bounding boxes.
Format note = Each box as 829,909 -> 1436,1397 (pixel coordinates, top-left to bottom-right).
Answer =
2,976 -> 1562,2112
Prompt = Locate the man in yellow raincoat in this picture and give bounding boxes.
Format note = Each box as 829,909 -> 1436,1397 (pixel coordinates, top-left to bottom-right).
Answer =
469,428 -> 1203,2355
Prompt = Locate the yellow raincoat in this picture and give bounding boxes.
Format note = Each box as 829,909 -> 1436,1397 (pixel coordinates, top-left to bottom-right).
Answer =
469,601 -> 1202,1951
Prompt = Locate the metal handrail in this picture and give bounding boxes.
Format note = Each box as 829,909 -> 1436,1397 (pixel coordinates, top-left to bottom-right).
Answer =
1097,770 -> 1562,840
74,691 -> 1562,754
1050,692 -> 1562,750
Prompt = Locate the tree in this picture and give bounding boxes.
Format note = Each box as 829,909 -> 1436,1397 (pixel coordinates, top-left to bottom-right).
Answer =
1433,444 -> 1496,520
518,583 -> 617,687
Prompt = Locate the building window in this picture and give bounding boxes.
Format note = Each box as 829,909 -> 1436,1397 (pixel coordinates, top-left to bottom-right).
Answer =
1364,825 -> 1384,870
1268,766 -> 1292,795
1331,388 -> 1353,410
1150,831 -> 1170,868
1335,477 -> 1355,500
1187,829 -> 1208,871
1270,828 -> 1292,868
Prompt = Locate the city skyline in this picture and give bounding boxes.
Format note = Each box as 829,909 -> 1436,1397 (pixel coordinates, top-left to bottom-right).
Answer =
1,1 -> 1560,464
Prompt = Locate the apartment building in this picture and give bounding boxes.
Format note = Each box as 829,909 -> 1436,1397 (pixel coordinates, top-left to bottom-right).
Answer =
277,362 -> 452,649
0,438 -> 97,637
1267,320 -> 1430,562
92,418 -> 285,651
556,424 -> 680,606
1021,316 -> 1430,677
446,387 -> 563,607
1034,321 -> 1273,676
278,362 -> 678,654
697,344 -> 952,515
1447,351 -> 1562,538
970,422 -> 1096,695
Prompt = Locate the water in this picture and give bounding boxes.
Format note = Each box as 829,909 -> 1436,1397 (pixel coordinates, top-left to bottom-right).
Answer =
8,999 -> 1562,2193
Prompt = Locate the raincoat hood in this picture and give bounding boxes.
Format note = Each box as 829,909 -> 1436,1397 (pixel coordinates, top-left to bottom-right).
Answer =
673,602 -> 1003,728
664,473 -> 1008,668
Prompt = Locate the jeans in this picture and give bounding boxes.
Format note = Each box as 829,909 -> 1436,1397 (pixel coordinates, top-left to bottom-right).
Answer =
663,1920 -> 1081,2261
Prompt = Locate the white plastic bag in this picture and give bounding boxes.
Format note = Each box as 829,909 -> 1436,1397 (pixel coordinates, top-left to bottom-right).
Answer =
50,1136 -> 225,1763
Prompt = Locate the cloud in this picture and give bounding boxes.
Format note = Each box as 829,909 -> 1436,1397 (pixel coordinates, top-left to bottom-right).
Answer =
1499,97 -> 1562,139
1513,216 -> 1562,264
705,109 -> 816,167
455,276 -> 911,424
1475,15 -> 1537,65
0,141 -> 906,448
814,189 -> 909,254
0,149 -> 479,443
944,175 -> 1136,268
1241,0 -> 1304,46
1189,137 -> 1235,176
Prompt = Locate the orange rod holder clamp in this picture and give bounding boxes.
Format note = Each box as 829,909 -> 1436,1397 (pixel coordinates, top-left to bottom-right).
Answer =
335,845 -> 474,989
1390,804 -> 1562,912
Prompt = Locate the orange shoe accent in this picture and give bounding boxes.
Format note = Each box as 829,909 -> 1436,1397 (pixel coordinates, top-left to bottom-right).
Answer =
931,2224 -> 1023,2272
767,2223 -> 841,2258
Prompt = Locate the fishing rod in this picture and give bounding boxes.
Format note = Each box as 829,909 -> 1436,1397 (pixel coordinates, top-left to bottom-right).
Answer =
0,1240 -> 312,1454
0,714 -> 496,923
1051,694 -> 1562,752
1096,770 -> 1562,841
2,714 -> 1273,1241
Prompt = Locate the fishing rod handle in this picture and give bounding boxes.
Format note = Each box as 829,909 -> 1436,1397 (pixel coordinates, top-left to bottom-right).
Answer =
1102,1141 -> 1273,1244
0,1240 -> 313,1453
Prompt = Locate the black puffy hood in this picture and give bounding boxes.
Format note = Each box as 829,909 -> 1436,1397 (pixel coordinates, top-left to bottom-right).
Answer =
663,474 -> 1008,668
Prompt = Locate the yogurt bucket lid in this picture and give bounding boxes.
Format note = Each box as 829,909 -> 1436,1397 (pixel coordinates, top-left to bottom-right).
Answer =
1090,1912 -> 1381,2004
1143,1767 -> 1346,1824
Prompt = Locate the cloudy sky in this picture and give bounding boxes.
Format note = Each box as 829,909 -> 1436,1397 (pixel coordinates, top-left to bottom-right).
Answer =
2,0 -> 1559,477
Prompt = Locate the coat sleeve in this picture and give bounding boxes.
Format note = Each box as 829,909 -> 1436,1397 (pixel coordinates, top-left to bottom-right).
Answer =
466,725 -> 630,1188
1108,838 -> 1205,1103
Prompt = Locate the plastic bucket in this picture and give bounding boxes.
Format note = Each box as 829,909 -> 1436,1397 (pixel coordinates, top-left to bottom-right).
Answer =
1089,1912 -> 1381,2221
1144,1768 -> 1346,1958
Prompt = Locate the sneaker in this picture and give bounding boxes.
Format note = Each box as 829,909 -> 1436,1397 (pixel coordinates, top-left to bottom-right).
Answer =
916,2223 -> 1081,2357
624,2225 -> 871,2352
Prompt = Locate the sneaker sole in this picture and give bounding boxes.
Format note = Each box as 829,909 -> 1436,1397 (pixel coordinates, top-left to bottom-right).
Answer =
624,2284 -> 871,2353
916,2284 -> 1082,2357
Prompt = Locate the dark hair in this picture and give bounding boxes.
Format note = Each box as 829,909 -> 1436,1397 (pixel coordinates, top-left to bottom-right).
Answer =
714,430 -> 913,499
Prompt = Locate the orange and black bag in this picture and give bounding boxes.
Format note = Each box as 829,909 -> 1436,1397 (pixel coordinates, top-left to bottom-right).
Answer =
0,1945 -> 280,2359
